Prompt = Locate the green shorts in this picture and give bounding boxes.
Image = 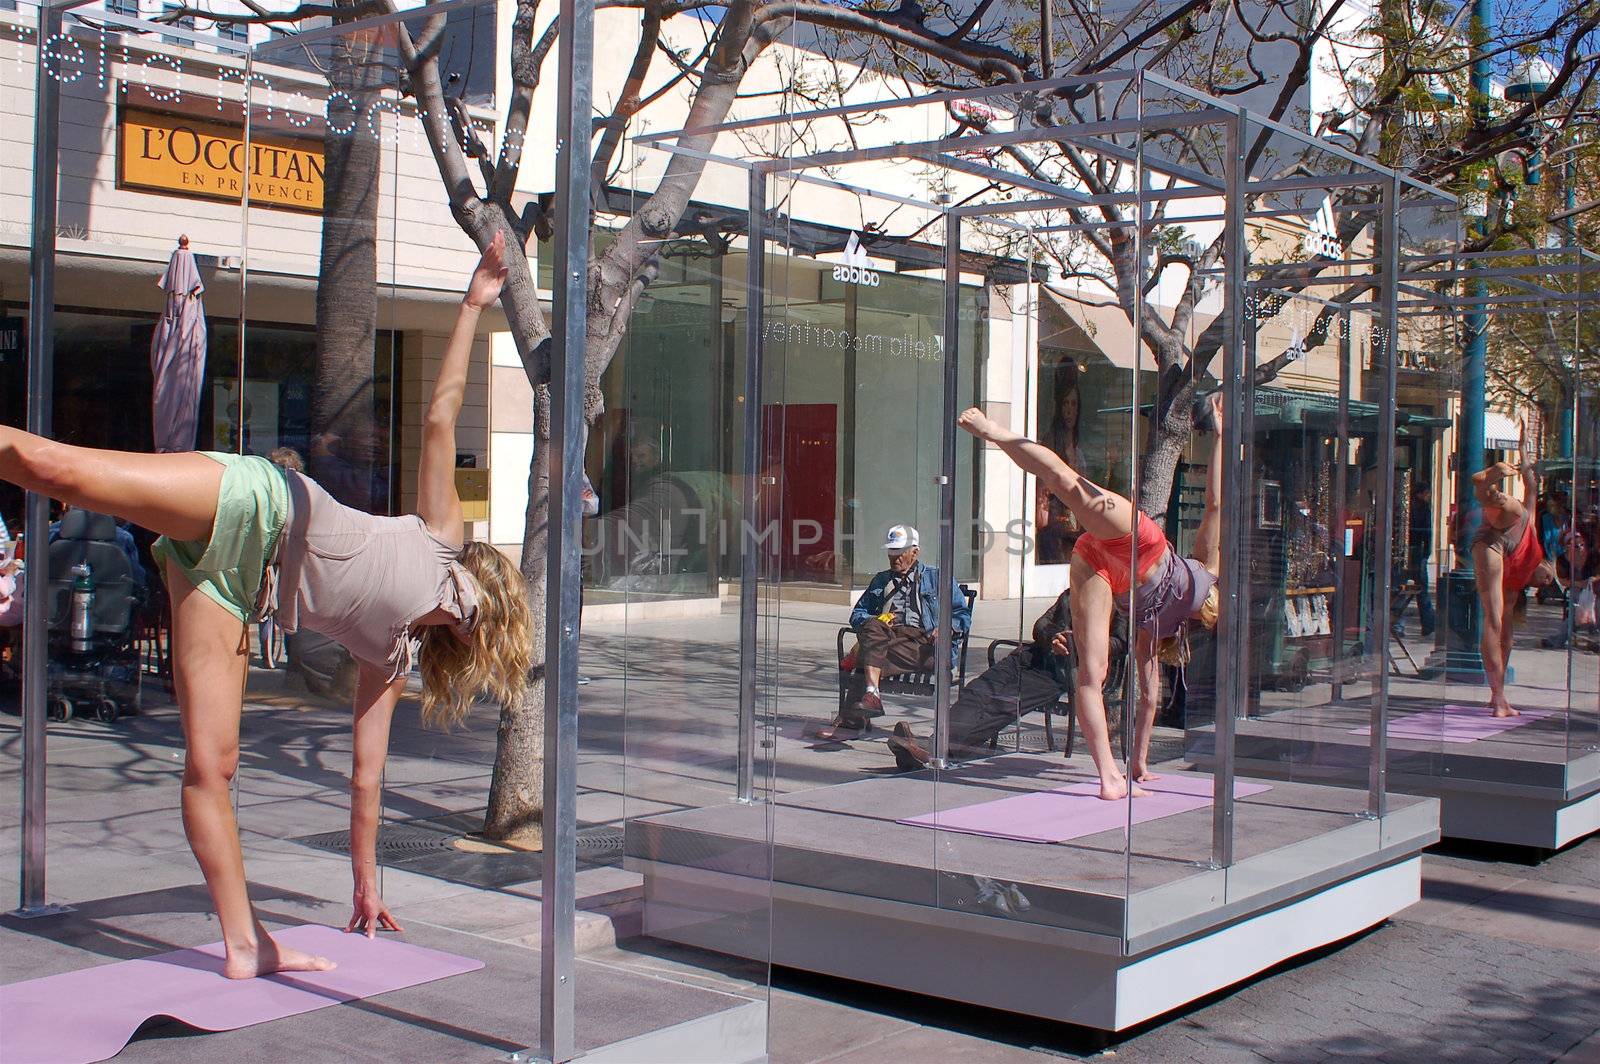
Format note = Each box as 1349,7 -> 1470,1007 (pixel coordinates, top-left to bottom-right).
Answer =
151,452 -> 290,624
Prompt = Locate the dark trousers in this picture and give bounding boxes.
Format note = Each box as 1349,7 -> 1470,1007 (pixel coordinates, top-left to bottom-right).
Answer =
1391,560 -> 1436,633
948,648 -> 1065,761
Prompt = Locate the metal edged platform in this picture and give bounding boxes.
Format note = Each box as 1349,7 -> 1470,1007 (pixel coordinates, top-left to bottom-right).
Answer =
1187,696 -> 1600,849
625,754 -> 1438,1032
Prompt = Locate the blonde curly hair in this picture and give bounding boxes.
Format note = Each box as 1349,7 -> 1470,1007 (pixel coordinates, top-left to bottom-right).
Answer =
416,542 -> 532,729
1156,583 -> 1220,667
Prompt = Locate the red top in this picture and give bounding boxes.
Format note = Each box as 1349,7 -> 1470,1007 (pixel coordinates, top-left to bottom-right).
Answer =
1501,514 -> 1544,592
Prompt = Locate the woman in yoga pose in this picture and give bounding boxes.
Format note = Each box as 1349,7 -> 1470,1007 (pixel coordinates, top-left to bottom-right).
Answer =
0,233 -> 531,978
1471,426 -> 1557,717
957,398 -> 1224,800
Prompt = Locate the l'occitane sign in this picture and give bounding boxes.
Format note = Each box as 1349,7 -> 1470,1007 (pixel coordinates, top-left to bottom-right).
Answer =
118,108 -> 325,212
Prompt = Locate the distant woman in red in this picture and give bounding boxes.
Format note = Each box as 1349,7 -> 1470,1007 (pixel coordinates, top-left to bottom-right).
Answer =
1471,426 -> 1558,717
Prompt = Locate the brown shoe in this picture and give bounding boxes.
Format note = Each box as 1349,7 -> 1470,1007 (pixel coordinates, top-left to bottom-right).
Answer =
887,722 -> 931,772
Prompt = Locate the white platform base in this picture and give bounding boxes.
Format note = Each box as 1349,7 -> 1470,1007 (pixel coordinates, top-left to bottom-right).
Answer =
641,858 -> 1422,1033
1440,788 -> 1600,850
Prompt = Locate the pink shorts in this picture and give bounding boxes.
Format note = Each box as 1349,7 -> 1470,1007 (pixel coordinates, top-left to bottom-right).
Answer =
1072,513 -> 1169,597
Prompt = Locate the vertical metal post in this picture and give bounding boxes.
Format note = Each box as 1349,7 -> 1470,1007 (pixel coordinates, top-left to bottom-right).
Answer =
236,53 -> 253,456
1330,311 -> 1352,701
1445,0 -> 1494,679
1212,112 -> 1246,870
538,0 -> 592,1054
1368,175 -> 1401,820
932,214 -> 961,766
14,2 -> 68,921
838,281 -> 859,590
735,166 -> 767,802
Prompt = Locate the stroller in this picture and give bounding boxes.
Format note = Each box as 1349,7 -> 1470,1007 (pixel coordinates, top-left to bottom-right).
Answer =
45,510 -> 144,723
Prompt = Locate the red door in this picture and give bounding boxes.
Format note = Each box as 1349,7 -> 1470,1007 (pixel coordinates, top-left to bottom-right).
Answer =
762,404 -> 838,581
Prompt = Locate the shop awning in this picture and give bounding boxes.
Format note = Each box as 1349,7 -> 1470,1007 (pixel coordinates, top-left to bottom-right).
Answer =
1041,289 -> 1143,370
1041,287 -> 1218,373
1484,411 -> 1520,449
1100,386 -> 1452,434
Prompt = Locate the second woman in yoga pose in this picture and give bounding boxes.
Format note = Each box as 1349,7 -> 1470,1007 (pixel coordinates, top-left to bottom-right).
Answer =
957,398 -> 1224,800
1471,427 -> 1557,717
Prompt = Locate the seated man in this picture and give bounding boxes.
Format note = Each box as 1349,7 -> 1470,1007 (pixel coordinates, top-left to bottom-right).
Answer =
886,590 -> 1076,771
818,525 -> 971,741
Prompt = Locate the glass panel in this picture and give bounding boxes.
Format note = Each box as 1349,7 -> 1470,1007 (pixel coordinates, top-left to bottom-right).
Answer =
1,2 -> 38,910
235,11 -> 406,933
1386,199 -> 1455,809
601,149 -> 773,1057
1394,237 -> 1589,840
14,0 -> 261,934
1128,88 -> 1231,936
1218,112 -> 1404,901
1571,251 -> 1599,765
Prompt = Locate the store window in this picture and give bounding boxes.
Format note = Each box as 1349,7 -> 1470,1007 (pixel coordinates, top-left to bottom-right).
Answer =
0,308 -> 398,523
1033,350 -> 1139,565
575,233 -> 985,599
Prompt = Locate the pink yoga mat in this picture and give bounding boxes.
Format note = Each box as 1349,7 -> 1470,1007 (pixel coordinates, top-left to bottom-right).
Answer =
1350,704 -> 1554,744
0,924 -> 483,1064
898,774 -> 1273,843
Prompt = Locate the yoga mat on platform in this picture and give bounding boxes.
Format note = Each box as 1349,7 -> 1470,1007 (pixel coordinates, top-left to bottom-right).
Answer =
898,774 -> 1273,843
1350,704 -> 1554,744
0,924 -> 483,1064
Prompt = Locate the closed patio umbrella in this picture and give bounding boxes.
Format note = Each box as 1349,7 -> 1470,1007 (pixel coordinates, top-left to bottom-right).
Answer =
150,235 -> 207,453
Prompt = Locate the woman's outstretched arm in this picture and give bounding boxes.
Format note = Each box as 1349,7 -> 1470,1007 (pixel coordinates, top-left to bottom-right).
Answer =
957,406 -> 1137,543
347,663 -> 406,938
418,232 -> 508,543
1191,395 -> 1224,576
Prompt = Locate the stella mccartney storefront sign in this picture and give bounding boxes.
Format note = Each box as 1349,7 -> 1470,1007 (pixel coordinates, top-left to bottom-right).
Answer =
117,106 -> 326,213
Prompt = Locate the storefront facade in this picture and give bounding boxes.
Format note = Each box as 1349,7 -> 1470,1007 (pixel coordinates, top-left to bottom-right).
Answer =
1,8 -> 491,529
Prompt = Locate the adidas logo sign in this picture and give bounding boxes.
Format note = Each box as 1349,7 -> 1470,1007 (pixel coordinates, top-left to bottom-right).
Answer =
1309,195 -> 1340,260
1284,327 -> 1307,363
832,233 -> 882,287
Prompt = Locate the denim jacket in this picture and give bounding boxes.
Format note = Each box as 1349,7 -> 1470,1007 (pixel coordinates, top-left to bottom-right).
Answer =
850,564 -> 971,669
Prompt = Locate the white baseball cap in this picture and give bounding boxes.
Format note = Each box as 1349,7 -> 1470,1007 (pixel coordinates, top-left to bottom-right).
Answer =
883,525 -> 920,552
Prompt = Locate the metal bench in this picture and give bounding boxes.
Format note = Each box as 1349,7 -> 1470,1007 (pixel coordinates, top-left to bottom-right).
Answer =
985,626 -> 1128,756
835,585 -> 977,717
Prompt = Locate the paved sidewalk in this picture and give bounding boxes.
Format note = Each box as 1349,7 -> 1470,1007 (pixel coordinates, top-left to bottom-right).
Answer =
1,597 -> 1595,1063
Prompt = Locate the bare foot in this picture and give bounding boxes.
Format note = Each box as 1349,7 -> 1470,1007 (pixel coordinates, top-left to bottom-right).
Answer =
224,937 -> 337,980
1490,703 -> 1520,718
1130,767 -> 1163,783
1099,778 -> 1153,801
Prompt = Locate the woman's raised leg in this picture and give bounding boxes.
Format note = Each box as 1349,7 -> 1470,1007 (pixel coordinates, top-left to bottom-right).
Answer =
168,562 -> 335,978
0,427 -> 221,541
957,408 -> 1136,542
1069,555 -> 1146,801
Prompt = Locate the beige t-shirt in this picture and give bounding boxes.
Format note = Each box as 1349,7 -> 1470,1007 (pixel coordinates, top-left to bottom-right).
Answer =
272,471 -> 479,681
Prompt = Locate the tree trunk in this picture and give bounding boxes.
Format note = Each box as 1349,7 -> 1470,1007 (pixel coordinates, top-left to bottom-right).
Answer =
311,21 -> 383,512
1138,411 -> 1194,522
483,390 -> 550,844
